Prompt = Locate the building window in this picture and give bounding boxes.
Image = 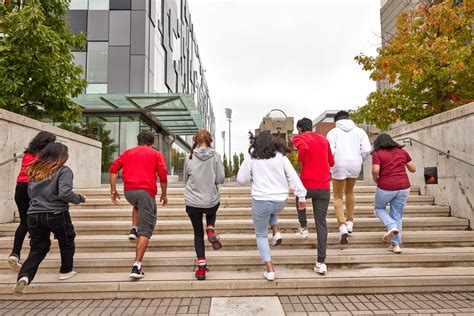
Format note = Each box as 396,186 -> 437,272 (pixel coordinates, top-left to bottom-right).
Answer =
86,84 -> 108,94
89,0 -> 109,10
110,0 -> 131,10
87,42 -> 108,83
70,0 -> 88,10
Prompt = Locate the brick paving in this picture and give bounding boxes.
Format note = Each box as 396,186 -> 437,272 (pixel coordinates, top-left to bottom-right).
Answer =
0,292 -> 472,315
280,292 -> 474,316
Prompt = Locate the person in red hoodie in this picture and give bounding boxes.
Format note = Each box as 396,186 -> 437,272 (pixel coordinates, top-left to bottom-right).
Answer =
109,130 -> 168,279
8,131 -> 57,272
291,118 -> 334,275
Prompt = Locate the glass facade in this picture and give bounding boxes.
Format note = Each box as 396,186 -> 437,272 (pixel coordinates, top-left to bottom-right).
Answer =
87,42 -> 108,83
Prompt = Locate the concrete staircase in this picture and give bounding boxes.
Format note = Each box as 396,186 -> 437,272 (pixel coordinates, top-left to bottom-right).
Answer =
0,185 -> 473,299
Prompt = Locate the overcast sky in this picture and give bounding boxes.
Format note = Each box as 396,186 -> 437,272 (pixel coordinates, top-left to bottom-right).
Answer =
189,0 -> 381,157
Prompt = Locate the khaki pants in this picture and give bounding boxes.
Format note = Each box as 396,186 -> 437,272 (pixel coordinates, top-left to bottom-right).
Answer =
333,178 -> 357,226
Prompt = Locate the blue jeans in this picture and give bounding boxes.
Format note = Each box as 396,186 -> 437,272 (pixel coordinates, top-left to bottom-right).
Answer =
374,188 -> 410,245
252,199 -> 287,262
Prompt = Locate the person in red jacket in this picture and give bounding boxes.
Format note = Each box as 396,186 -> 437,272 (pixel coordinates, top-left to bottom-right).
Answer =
291,118 -> 334,275
8,131 -> 56,272
109,130 -> 168,279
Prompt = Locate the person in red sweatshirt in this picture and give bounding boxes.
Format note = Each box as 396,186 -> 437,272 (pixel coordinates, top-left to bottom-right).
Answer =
109,130 -> 168,279
291,117 -> 334,275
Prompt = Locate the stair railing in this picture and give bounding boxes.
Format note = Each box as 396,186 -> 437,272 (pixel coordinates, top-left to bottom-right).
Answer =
397,137 -> 474,167
0,153 -> 23,167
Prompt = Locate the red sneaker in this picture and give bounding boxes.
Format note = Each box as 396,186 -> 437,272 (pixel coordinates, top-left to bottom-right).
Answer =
207,227 -> 222,250
195,265 -> 208,280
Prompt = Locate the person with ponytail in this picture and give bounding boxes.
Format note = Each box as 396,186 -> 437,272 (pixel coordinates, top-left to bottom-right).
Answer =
8,131 -> 56,272
14,143 -> 86,294
184,130 -> 225,280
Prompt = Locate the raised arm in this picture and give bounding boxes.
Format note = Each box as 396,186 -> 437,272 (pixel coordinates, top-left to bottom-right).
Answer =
236,154 -> 252,185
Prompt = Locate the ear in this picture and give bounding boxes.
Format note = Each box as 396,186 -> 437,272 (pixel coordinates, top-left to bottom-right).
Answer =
297,127 -> 302,134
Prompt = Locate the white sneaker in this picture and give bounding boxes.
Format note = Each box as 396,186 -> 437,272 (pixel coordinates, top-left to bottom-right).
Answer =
295,227 -> 309,239
263,271 -> 275,281
314,262 -> 327,275
339,225 -> 349,244
389,244 -> 402,253
59,271 -> 78,280
346,221 -> 353,234
13,276 -> 29,295
8,255 -> 22,272
382,228 -> 399,243
272,232 -> 283,247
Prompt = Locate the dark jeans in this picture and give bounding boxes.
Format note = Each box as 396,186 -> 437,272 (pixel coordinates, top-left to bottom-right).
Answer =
18,211 -> 76,284
296,189 -> 330,263
186,204 -> 219,259
12,182 -> 30,258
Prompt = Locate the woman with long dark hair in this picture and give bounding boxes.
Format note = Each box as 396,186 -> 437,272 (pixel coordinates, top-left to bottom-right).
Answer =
372,133 -> 416,254
14,143 -> 86,294
184,130 -> 225,280
8,131 -> 56,272
237,131 -> 307,281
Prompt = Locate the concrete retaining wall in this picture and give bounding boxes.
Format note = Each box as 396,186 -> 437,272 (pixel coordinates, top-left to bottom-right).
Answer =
389,103 -> 474,228
0,109 -> 102,223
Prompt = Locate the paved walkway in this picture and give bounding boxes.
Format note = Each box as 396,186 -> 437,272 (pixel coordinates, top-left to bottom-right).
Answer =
0,292 -> 472,315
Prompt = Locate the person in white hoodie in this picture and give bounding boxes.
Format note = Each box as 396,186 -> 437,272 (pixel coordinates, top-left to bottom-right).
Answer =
237,131 -> 307,281
326,111 -> 371,244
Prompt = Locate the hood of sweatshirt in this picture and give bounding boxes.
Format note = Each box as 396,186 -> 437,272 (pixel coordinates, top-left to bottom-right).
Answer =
193,147 -> 216,161
336,119 -> 356,132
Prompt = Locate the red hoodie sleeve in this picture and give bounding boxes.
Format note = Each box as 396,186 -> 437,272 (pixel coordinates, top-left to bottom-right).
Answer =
327,141 -> 335,167
109,153 -> 125,174
156,152 -> 168,183
292,135 -> 308,163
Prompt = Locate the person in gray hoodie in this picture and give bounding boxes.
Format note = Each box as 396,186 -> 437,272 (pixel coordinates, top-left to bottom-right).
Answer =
14,143 -> 86,295
184,130 -> 225,280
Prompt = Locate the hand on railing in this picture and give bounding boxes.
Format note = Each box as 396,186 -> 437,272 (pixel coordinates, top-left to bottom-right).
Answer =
0,153 -> 24,167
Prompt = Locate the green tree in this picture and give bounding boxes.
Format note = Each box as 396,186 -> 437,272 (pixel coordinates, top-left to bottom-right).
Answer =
239,152 -> 245,167
223,153 -> 231,178
0,0 -> 87,123
60,121 -> 118,173
353,0 -> 473,130
232,153 -> 240,175
171,149 -> 186,176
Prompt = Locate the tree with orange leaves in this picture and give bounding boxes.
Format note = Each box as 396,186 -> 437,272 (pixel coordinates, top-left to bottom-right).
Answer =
353,0 -> 473,130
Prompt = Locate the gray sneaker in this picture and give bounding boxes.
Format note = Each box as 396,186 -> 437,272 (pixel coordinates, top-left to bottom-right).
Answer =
13,276 -> 29,295
8,254 -> 22,272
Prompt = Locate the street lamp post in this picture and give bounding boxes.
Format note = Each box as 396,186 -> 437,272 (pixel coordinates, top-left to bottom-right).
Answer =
225,108 -> 232,168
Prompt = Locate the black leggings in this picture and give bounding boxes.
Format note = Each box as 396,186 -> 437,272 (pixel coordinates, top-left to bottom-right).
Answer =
186,204 -> 219,259
12,182 -> 29,258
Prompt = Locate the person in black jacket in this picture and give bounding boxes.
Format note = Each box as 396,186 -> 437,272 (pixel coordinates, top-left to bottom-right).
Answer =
14,143 -> 86,295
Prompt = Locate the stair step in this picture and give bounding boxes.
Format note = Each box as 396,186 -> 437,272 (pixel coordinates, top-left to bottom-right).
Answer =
0,217 -> 466,236
1,267 -> 473,299
31,205 -> 449,221
72,195 -> 434,209
2,231 -> 473,252
1,247 -> 472,273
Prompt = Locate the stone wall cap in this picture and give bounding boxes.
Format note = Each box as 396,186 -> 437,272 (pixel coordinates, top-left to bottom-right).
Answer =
0,109 -> 102,149
390,102 -> 474,137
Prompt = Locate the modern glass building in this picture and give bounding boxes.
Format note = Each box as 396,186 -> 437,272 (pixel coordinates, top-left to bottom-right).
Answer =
68,0 -> 215,178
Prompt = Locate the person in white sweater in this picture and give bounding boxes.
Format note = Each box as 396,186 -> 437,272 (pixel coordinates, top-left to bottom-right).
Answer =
326,111 -> 372,244
237,131 -> 307,281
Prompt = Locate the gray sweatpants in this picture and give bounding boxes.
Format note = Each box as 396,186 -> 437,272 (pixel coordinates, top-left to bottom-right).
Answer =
296,189 -> 330,263
124,190 -> 157,238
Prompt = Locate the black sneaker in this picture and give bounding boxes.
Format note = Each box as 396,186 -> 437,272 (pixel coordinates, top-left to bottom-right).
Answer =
130,265 -> 144,279
128,227 -> 138,243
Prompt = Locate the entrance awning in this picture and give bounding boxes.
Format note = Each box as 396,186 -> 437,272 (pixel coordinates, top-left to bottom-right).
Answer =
73,93 -> 201,136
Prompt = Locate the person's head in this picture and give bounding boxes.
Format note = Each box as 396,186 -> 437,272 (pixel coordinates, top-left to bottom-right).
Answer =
137,130 -> 155,146
248,131 -> 289,159
189,130 -> 213,159
26,142 -> 69,181
334,110 -> 350,122
296,118 -> 313,134
25,131 -> 57,155
372,133 -> 404,153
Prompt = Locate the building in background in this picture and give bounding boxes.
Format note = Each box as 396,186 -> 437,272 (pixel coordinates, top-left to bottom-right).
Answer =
67,0 -> 215,179
312,110 -> 338,137
255,110 -> 294,143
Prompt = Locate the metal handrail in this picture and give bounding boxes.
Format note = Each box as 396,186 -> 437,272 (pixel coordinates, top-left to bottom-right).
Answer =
0,153 -> 24,167
397,137 -> 474,167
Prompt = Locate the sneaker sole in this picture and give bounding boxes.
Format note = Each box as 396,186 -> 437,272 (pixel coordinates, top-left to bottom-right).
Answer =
128,235 -> 137,243
314,269 -> 327,275
273,238 -> 283,247
340,233 -> 349,244
8,258 -> 21,273
13,279 -> 27,295
196,276 -> 206,281
383,230 -> 399,243
208,236 -> 222,250
59,272 -> 78,280
130,273 -> 144,279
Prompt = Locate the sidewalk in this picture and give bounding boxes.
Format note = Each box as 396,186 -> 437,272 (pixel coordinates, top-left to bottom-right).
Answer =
0,292 -> 473,315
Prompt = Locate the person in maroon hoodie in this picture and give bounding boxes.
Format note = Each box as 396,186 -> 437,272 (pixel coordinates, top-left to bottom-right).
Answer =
109,130 -> 168,279
8,131 -> 57,272
291,118 -> 334,275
